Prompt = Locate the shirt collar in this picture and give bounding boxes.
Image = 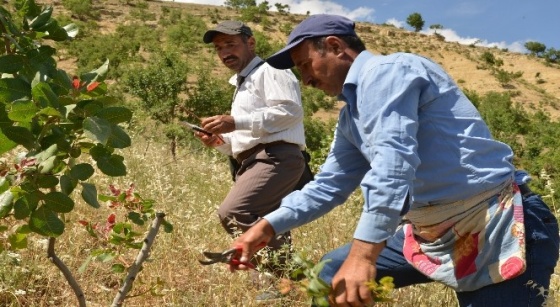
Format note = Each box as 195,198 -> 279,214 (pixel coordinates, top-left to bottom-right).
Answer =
338,51 -> 374,102
238,56 -> 264,78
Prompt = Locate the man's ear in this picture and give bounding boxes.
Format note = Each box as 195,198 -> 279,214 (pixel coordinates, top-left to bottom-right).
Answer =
247,36 -> 256,51
325,36 -> 344,55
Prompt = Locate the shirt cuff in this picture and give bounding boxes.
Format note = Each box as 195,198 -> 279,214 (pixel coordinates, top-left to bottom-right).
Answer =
265,207 -> 298,236
353,211 -> 400,243
234,114 -> 252,130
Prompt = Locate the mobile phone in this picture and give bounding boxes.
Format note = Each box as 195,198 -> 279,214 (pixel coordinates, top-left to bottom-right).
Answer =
180,121 -> 212,136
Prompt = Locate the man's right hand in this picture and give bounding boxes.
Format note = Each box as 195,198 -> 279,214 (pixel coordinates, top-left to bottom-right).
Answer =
194,131 -> 224,147
229,219 -> 275,272
330,239 -> 385,306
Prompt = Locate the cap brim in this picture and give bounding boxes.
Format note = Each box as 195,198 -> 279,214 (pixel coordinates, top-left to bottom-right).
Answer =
266,38 -> 305,69
203,29 -> 239,43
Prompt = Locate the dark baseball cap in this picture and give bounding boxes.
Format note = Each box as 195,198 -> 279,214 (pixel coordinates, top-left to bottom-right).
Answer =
203,20 -> 253,43
267,14 -> 357,69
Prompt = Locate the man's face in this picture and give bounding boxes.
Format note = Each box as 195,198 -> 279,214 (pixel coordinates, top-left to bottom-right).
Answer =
212,33 -> 255,73
289,39 -> 347,96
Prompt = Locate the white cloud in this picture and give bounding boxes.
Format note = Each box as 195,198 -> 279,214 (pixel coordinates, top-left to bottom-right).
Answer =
385,18 -> 404,29
423,28 -> 526,53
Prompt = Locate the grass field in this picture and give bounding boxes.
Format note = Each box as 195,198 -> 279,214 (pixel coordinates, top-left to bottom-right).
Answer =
0,130 -> 559,306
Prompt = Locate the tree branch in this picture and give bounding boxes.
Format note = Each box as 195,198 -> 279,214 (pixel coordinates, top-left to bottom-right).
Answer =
47,237 -> 86,307
111,212 -> 166,307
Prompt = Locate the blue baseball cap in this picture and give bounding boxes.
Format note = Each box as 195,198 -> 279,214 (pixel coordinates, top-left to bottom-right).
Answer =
267,14 -> 356,69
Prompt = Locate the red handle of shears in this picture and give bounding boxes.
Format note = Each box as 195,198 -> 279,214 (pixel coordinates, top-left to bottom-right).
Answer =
230,258 -> 256,269
229,242 -> 267,269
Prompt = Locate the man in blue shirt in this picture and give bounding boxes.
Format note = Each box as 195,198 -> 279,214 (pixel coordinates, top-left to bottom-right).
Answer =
231,14 -> 559,306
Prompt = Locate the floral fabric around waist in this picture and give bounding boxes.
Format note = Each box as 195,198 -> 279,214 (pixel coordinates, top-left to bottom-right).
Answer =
403,182 -> 526,291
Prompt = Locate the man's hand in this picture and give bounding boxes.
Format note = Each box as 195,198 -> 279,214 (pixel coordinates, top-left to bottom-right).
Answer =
201,115 -> 236,134
330,239 -> 385,306
229,219 -> 275,272
193,131 -> 224,147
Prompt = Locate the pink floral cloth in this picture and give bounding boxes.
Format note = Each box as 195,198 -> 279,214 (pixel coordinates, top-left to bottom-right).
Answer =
403,181 -> 525,291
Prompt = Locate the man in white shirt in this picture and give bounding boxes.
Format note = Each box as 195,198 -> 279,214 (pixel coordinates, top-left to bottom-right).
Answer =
196,20 -> 312,276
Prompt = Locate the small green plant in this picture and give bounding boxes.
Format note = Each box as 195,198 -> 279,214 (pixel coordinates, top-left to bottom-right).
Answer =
284,253 -> 395,306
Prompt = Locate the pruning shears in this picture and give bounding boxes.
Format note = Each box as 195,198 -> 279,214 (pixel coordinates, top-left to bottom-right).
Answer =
199,247 -> 256,269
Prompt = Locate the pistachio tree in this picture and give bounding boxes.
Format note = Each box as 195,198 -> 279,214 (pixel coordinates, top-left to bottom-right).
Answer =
0,1 -> 170,306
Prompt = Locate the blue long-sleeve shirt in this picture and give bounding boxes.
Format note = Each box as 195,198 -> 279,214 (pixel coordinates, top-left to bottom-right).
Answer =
265,51 -> 514,243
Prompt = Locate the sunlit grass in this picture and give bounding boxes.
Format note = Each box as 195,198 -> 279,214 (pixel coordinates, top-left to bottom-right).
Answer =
1,128 -> 559,306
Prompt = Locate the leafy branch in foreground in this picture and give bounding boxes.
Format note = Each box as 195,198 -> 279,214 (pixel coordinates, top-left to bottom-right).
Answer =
0,1 -> 171,306
279,253 -> 395,306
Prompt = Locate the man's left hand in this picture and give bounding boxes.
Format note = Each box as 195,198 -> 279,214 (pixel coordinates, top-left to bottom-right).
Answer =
201,115 -> 236,134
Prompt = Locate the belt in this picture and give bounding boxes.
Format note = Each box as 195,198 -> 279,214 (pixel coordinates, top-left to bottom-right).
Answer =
235,141 -> 291,163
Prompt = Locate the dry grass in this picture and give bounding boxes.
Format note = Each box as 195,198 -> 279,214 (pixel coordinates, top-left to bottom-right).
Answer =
1,125 -> 559,306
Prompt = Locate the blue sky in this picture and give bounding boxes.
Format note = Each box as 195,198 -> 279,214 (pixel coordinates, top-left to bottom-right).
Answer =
166,0 -> 559,53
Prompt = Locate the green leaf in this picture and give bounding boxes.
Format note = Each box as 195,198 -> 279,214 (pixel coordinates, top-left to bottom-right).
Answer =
60,174 -> 77,195
127,212 -> 144,226
43,191 -> 74,213
29,205 -> 64,237
45,22 -> 69,41
13,197 -> 33,220
95,252 -> 116,263
0,178 -> 8,194
70,163 -> 94,181
81,182 -> 100,208
8,100 -> 39,122
32,82 -> 60,108
0,7 -> 21,37
83,116 -> 111,145
78,255 -> 93,273
18,0 -> 42,17
2,126 -> 36,149
0,131 -> 17,154
0,78 -> 31,104
96,154 -> 127,176
8,232 -> 28,249
27,46 -> 56,71
0,55 -> 25,74
111,263 -> 126,273
29,5 -> 52,30
63,23 -> 79,38
162,220 -> 174,233
37,106 -> 63,118
0,190 -> 14,218
34,143 -> 58,163
107,124 -> 131,149
0,102 -> 11,128
95,107 -> 132,124
81,59 -> 109,85
36,175 -> 58,188
38,155 -> 57,174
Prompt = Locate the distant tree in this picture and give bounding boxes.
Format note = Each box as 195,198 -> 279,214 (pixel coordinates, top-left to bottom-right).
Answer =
406,12 -> 424,32
543,47 -> 560,63
274,3 -> 290,14
429,24 -> 443,33
524,41 -> 546,56
224,0 -> 256,10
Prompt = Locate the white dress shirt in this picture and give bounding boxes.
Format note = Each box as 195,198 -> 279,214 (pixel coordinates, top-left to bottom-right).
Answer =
216,56 -> 306,158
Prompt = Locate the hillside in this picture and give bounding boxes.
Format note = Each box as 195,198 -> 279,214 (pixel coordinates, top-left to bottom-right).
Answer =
43,0 -> 560,120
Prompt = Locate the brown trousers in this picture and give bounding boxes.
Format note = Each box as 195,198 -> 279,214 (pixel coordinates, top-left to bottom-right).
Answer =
217,142 -> 309,253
